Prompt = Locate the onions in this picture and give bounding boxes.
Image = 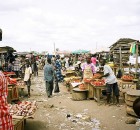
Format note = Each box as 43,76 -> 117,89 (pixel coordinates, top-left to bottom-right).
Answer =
8,101 -> 37,117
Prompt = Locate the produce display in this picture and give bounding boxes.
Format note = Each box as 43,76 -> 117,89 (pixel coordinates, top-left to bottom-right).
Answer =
3,71 -> 16,76
78,84 -> 87,90
93,73 -> 102,79
121,75 -> 134,81
7,77 -> 17,85
91,79 -> 105,86
83,78 -> 93,83
8,101 -> 37,117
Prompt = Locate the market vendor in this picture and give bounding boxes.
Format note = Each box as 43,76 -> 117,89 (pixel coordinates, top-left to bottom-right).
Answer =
81,56 -> 95,79
0,67 -> 13,130
100,59 -> 120,106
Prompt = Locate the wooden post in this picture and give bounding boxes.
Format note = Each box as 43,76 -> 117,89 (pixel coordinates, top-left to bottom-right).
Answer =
54,42 -> 56,56
135,42 -> 138,74
119,46 -> 122,69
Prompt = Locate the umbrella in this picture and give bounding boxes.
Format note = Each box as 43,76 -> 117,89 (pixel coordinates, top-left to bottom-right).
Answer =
72,49 -> 90,54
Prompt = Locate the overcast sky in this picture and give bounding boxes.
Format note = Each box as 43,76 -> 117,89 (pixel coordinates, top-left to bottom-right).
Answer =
0,0 -> 140,53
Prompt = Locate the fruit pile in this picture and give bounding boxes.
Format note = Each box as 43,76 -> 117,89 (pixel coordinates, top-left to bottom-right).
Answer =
78,84 -> 86,90
93,73 -> 102,79
91,79 -> 105,86
84,78 -> 92,83
121,75 -> 134,81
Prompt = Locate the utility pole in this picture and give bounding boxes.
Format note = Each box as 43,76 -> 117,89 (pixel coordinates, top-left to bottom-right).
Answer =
54,42 -> 56,56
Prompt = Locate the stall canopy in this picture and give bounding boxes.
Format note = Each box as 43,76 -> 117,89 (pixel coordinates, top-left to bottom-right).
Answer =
109,38 -> 139,53
0,46 -> 16,53
109,38 -> 140,69
72,49 -> 90,54
56,50 -> 71,55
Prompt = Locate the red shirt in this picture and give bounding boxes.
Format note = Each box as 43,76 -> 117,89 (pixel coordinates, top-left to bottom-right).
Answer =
0,71 -> 13,130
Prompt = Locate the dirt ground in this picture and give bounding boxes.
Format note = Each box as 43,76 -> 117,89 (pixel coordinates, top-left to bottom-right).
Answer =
23,70 -> 137,130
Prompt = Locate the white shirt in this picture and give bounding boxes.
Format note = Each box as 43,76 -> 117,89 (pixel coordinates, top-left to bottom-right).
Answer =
24,67 -> 32,81
104,65 -> 117,84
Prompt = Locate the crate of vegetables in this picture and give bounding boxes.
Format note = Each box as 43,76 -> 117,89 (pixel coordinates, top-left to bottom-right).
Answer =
91,79 -> 106,87
121,74 -> 134,82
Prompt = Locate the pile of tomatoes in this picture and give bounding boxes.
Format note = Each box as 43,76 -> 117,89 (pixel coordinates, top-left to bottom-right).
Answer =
78,84 -> 86,90
121,75 -> 134,81
84,78 -> 92,83
93,73 -> 102,79
91,79 -> 105,86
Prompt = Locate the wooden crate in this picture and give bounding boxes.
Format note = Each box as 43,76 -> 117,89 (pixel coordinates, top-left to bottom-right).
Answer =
12,86 -> 19,101
12,116 -> 24,130
7,88 -> 12,103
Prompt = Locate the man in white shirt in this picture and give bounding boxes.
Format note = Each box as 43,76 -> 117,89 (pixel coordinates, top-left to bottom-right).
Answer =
24,63 -> 32,97
100,59 -> 119,106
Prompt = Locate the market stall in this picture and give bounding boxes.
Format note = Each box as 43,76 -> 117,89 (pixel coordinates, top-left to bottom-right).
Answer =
0,46 -> 16,70
109,38 -> 140,75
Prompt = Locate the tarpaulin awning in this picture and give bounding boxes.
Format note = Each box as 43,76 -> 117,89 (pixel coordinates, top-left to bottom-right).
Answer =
72,49 -> 90,54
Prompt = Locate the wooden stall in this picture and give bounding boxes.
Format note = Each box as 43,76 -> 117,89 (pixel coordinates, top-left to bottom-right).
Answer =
0,46 -> 16,71
109,38 -> 140,75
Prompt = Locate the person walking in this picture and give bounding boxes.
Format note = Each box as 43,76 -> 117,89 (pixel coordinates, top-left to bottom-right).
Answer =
44,58 -> 54,98
100,59 -> 120,106
24,63 -> 32,97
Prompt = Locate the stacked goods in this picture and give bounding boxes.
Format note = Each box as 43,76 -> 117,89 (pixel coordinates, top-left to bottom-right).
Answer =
17,81 -> 25,86
121,75 -> 134,81
93,73 -> 102,79
8,101 -> 37,117
78,84 -> 86,90
64,76 -> 81,82
3,71 -> 16,76
7,77 -> 17,85
91,79 -> 105,87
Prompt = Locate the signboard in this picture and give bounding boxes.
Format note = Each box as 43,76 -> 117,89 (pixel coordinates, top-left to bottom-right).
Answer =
129,55 -> 140,64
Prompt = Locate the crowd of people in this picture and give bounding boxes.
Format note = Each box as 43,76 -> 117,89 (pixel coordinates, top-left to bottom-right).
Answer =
43,54 -> 120,107
1,52 -> 140,129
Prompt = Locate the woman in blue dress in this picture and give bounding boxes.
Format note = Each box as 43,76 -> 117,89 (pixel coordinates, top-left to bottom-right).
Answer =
54,55 -> 63,92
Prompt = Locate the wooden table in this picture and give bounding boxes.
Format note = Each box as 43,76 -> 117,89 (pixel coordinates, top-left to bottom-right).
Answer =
84,82 -> 94,99
93,85 -> 106,104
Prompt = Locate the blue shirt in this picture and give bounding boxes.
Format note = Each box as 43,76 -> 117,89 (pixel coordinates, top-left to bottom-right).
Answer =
44,63 -> 54,82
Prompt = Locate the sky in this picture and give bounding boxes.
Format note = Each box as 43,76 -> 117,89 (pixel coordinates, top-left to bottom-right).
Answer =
0,0 -> 140,53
